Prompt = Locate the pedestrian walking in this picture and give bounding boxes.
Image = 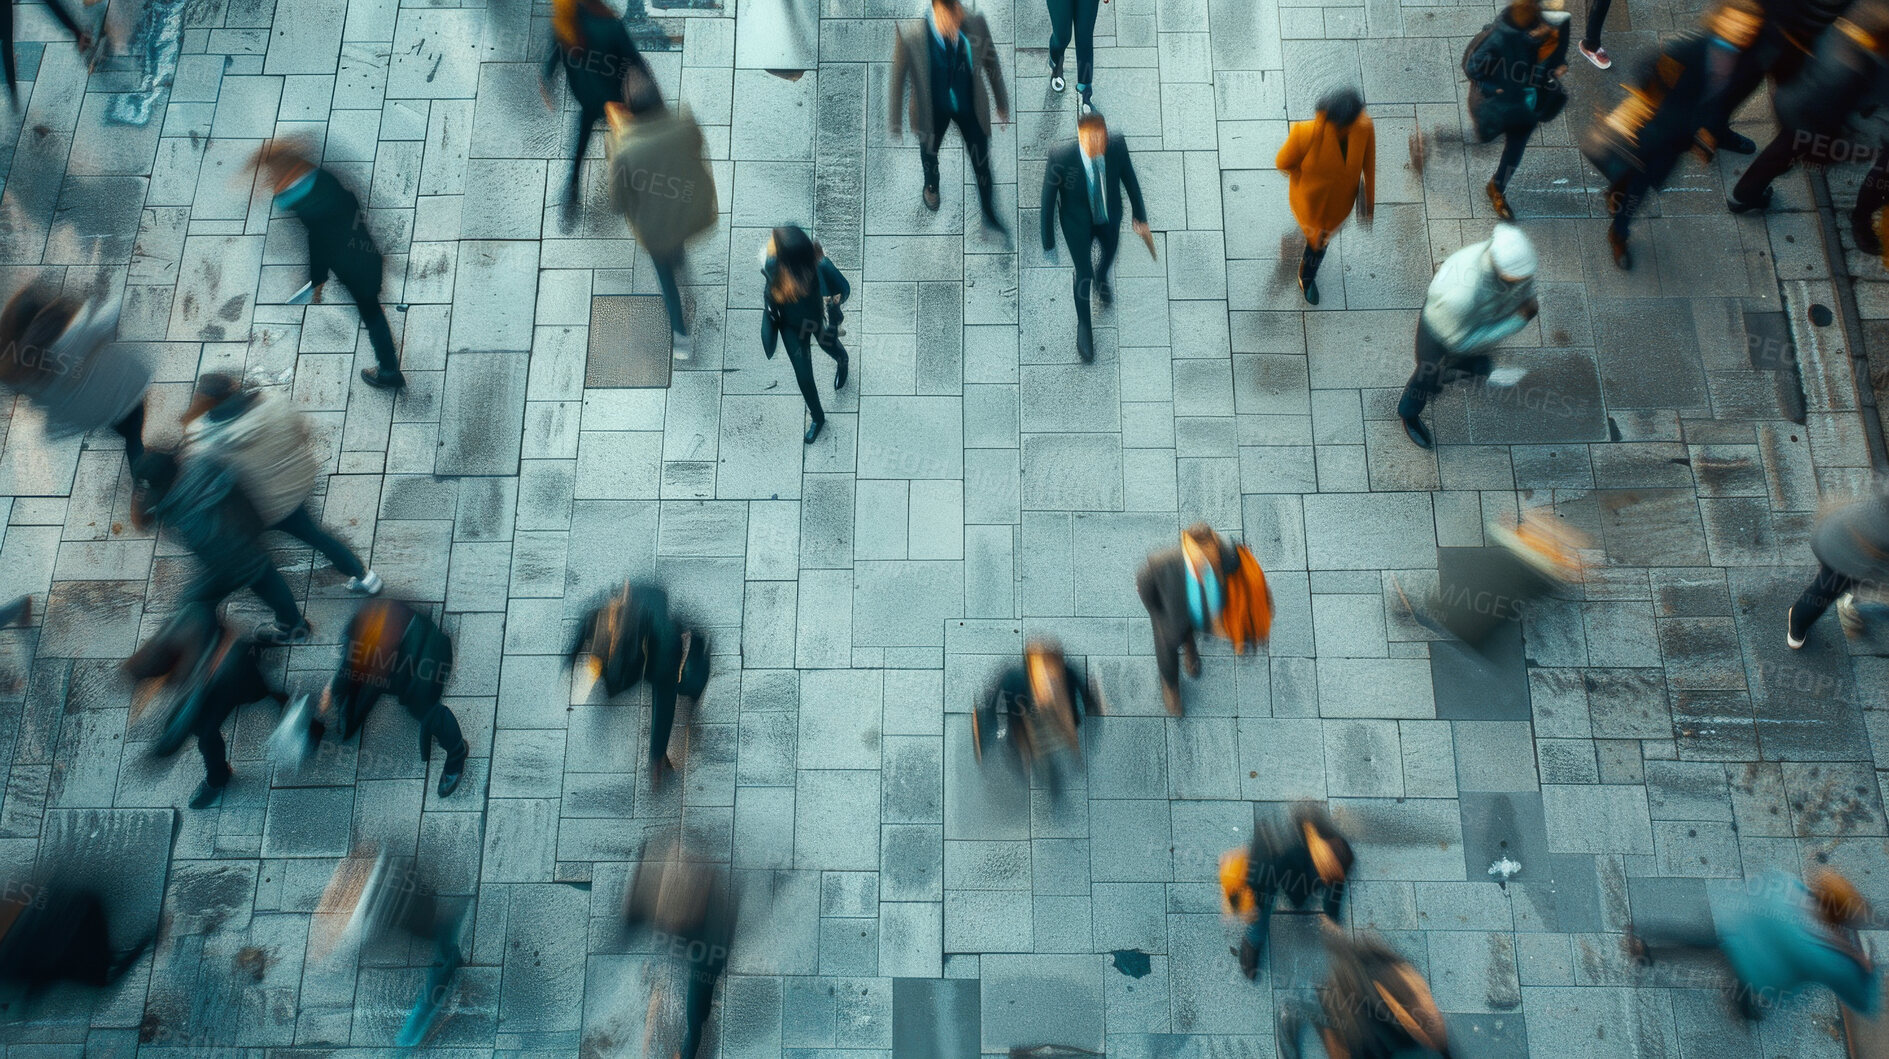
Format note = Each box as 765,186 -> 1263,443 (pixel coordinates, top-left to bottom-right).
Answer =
1583,1 -> 1762,269
1279,932 -> 1454,1059
251,140 -> 407,390
1397,223 -> 1537,449
132,451 -> 311,646
623,833 -> 735,1059
1786,491 -> 1889,648
105,0 -> 190,125
308,599 -> 469,797
1627,870 -> 1881,1021
1,0 -> 91,105
1464,0 -> 1569,221
182,373 -> 382,596
1045,0 -> 1102,108
0,876 -> 149,991
605,73 -> 718,360
1221,804 -> 1353,979
1579,0 -> 1613,68
890,0 -> 1011,237
543,0 -> 651,218
1726,0 -> 1889,223
1135,523 -> 1273,716
1277,87 -> 1374,305
973,639 -> 1105,798
124,603 -> 290,810
761,226 -> 851,444
0,285 -> 147,466
568,581 -> 711,788
1041,110 -> 1148,362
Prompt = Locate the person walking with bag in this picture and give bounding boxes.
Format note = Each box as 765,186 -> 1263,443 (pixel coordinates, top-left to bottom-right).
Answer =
1464,0 -> 1569,221
1045,0 -> 1102,109
1041,110 -> 1148,362
308,599 -> 469,797
1135,523 -> 1272,716
183,373 -> 381,596
567,581 -> 712,789
252,140 -> 407,390
543,0 -> 651,220
890,0 -> 1011,238
1223,804 -> 1354,980
606,74 -> 718,360
761,226 -> 851,444
1398,223 -> 1537,449
1277,87 -> 1374,306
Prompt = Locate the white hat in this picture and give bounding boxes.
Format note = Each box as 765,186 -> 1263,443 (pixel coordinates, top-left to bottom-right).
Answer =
1488,223 -> 1537,279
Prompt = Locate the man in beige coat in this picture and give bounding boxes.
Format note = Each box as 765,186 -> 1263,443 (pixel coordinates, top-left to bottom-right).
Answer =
890,0 -> 1010,237
607,76 -> 719,359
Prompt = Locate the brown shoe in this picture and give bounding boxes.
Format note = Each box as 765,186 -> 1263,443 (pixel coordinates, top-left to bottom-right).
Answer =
922,185 -> 941,211
1608,229 -> 1633,271
1486,181 -> 1514,221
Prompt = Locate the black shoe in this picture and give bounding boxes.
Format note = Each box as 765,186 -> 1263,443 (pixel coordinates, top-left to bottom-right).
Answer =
1608,229 -> 1633,271
360,367 -> 406,391
834,356 -> 849,391
1856,213 -> 1884,255
1097,278 -> 1114,307
1301,274 -> 1320,306
189,778 -> 227,810
1237,940 -> 1259,980
1077,318 -> 1094,363
1718,130 -> 1757,155
1727,187 -> 1771,214
437,752 -> 466,798
255,621 -> 311,646
804,420 -> 823,444
1402,416 -> 1433,449
922,185 -> 940,211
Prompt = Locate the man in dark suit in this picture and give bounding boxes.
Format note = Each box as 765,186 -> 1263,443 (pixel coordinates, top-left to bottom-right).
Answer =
1041,110 -> 1148,363
890,0 -> 1010,236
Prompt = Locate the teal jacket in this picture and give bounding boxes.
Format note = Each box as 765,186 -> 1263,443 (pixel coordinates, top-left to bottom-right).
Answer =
1719,874 -> 1880,1015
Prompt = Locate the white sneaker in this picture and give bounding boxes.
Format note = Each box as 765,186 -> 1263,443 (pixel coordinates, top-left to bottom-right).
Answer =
1786,607 -> 1806,649
1839,592 -> 1865,638
347,570 -> 383,595
1487,365 -> 1527,387
672,330 -> 693,361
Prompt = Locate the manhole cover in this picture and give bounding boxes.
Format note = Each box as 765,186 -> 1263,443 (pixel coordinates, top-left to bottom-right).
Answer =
586,295 -> 673,389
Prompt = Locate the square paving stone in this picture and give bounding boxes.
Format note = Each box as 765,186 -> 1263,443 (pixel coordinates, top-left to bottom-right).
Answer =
980,954 -> 1105,1053
892,977 -> 978,1059
261,786 -> 355,858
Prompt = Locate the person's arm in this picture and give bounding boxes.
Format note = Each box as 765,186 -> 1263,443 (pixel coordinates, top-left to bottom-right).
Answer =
888,31 -> 909,136
819,258 -> 850,305
567,607 -> 599,669
1465,30 -> 1500,84
1117,139 -> 1148,227
978,21 -> 1009,121
1359,118 -> 1376,220
1041,155 -> 1061,252
1452,286 -> 1534,350
543,40 -> 563,85
1274,122 -> 1309,174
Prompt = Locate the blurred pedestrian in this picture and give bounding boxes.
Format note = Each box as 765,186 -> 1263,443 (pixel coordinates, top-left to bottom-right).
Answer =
309,599 -> 469,797
1222,803 -> 1353,979
544,0 -> 650,219
1045,0 -> 1102,108
1277,87 -> 1374,305
761,226 -> 851,444
1584,1 -> 1763,269
251,140 -> 406,390
1398,223 -> 1537,449
0,878 -> 149,991
182,373 -> 381,596
0,0 -> 91,106
605,72 -> 718,360
1787,490 -> 1889,648
124,603 -> 290,810
105,0 -> 189,125
1136,523 -> 1272,716
1463,0 -> 1569,221
1727,0 -> 1889,223
1041,109 -> 1148,362
568,581 -> 711,788
623,833 -> 735,1059
973,638 -> 1105,798
890,0 -> 1011,237
132,451 -> 311,646
307,848 -> 466,1047
1280,932 -> 1454,1059
0,284 -> 147,466
1627,870 -> 1880,1021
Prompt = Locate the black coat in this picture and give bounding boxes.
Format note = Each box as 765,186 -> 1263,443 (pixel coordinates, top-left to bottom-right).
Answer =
763,255 -> 850,344
285,169 -> 382,292
1635,33 -> 1751,183
333,600 -> 454,739
1776,2 -> 1889,135
545,7 -> 648,112
144,456 -> 273,599
571,582 -> 683,702
125,606 -> 275,756
1041,135 -> 1146,251
1464,12 -> 1567,141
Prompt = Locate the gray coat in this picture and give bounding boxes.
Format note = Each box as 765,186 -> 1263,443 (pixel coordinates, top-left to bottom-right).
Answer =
1813,494 -> 1889,584
8,299 -> 147,439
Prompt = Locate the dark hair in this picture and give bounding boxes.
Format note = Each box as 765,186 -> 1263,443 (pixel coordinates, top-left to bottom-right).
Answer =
193,372 -> 241,405
767,226 -> 821,304
1318,87 -> 1365,129
0,285 -> 74,387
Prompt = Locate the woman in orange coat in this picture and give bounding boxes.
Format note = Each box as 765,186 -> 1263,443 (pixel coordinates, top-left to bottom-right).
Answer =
1276,88 -> 1375,306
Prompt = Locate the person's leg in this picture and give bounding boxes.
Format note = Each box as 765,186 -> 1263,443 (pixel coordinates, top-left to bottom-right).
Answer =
1730,127 -> 1801,208
1789,562 -> 1860,643
273,505 -> 368,580
569,102 -> 601,195
784,333 -> 825,424
195,723 -> 233,789
920,109 -> 948,202
1070,236 -> 1096,361
1136,572 -> 1182,705
1046,0 -> 1073,74
1582,0 -> 1612,49
248,564 -> 306,631
652,250 -> 688,336
1,0 -> 17,102
1074,0 -> 1100,93
342,273 -> 402,378
0,595 -> 28,628
423,703 -> 469,763
956,110 -> 1003,229
647,686 -> 676,768
1094,224 -> 1120,301
1397,328 -> 1446,422
38,0 -> 86,43
1492,128 -> 1530,195
110,400 -> 146,466
678,961 -> 724,1059
1239,866 -> 1281,977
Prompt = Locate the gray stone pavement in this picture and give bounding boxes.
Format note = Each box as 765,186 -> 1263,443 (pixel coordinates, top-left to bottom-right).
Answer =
0,0 -> 1884,1053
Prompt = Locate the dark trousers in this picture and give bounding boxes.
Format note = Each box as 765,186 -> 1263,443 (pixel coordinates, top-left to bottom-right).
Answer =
570,101 -> 605,195
111,400 -> 146,466
196,688 -> 287,788
419,703 -> 468,766
1732,126 -> 1805,206
649,686 -> 678,766
1790,562 -> 1860,641
328,265 -> 400,376
1135,574 -> 1196,695
679,958 -> 726,1059
1492,128 -> 1531,193
198,564 -> 303,629
1397,323 -> 1489,421
920,106 -> 999,222
1046,0 -> 1100,89
782,327 -> 846,425
1582,0 -> 1611,48
272,505 -> 367,580
1299,244 -> 1326,283
1067,220 -> 1121,331
652,249 -> 688,336
1608,173 -> 1655,239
